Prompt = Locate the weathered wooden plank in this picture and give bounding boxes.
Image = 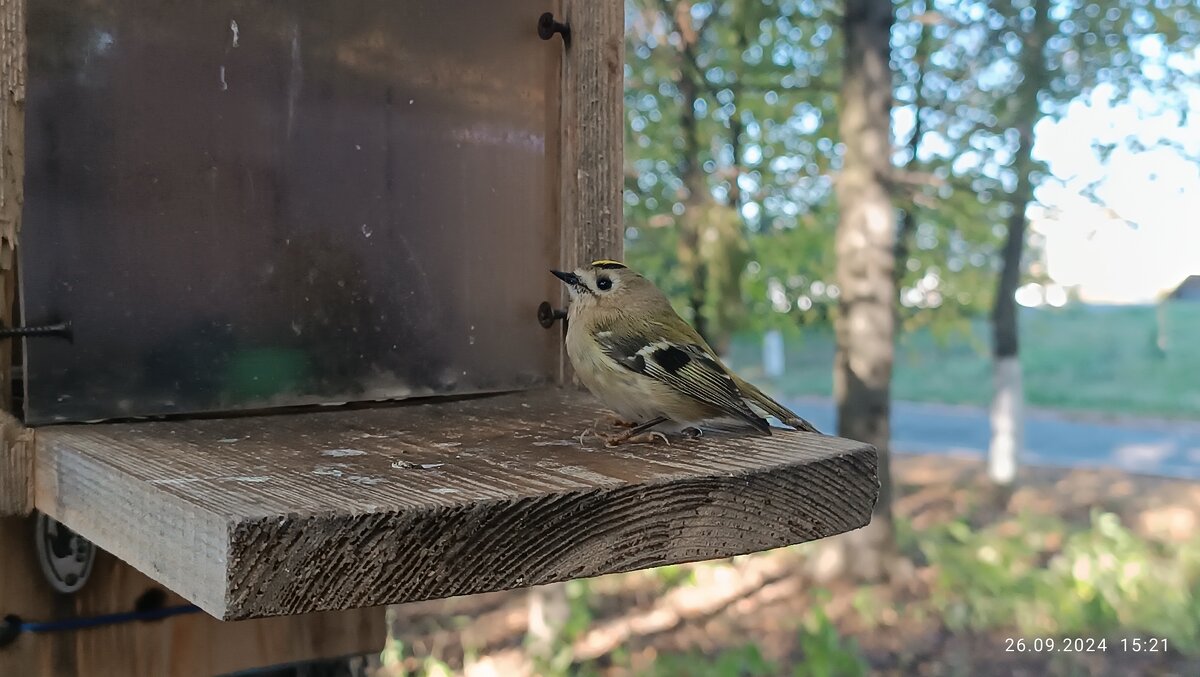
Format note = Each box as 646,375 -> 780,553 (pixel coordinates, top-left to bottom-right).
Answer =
0,0 -> 23,414
0,516 -> 385,677
558,0 -> 623,270
34,389 -> 878,620
544,0 -> 625,383
554,0 -> 624,383
1,409 -> 32,514
0,0 -> 28,516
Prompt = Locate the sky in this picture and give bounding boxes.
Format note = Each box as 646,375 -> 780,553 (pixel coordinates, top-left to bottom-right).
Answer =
1029,77 -> 1200,305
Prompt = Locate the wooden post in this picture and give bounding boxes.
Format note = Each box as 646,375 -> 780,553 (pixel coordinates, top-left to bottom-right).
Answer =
0,0 -> 23,413
558,0 -> 624,271
0,410 -> 32,515
0,0 -> 29,518
554,0 -> 624,385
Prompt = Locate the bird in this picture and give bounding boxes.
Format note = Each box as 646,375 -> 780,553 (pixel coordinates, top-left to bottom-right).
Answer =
551,259 -> 821,445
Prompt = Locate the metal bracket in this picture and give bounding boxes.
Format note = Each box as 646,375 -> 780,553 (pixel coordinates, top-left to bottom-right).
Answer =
34,513 -> 96,594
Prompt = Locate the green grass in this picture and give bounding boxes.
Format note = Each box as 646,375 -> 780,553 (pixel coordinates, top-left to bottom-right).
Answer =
726,302 -> 1200,419
920,509 -> 1200,653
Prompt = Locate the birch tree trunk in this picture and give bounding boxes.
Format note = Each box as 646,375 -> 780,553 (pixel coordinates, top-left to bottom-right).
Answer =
989,0 -> 1050,487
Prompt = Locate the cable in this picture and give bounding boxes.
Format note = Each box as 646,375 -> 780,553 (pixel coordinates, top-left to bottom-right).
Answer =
1,604 -> 201,648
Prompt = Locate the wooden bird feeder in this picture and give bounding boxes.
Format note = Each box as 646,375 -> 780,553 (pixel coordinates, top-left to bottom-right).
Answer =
0,1 -> 877,674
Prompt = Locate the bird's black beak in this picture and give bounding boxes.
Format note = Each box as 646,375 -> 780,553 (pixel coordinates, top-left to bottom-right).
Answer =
551,270 -> 579,286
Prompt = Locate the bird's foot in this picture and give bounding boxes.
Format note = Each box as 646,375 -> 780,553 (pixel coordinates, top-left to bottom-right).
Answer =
603,415 -> 672,446
681,427 -> 704,439
604,430 -> 671,447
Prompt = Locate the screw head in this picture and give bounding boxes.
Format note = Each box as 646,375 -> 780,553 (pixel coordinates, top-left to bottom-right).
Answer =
537,302 -> 568,328
537,12 -> 570,46
537,12 -> 557,40
537,301 -> 556,328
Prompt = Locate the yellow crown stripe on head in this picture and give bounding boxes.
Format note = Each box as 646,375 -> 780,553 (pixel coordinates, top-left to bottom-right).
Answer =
591,259 -> 627,269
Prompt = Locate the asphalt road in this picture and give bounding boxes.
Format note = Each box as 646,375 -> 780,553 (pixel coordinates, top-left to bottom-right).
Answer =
783,397 -> 1200,481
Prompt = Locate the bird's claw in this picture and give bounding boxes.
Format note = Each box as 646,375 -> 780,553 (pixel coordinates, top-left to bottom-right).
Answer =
577,427 -> 594,446
644,431 -> 672,445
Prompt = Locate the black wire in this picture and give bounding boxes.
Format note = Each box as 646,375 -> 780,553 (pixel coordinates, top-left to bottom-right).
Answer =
0,604 -> 201,649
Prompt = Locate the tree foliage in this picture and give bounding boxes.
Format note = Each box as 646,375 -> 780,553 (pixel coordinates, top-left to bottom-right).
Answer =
622,0 -> 1200,338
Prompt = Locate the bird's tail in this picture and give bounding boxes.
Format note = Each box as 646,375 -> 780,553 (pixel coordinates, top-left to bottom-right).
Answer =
733,375 -> 822,434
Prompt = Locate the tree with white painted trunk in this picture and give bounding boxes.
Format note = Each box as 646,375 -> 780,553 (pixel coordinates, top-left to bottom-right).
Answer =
967,0 -> 1200,486
988,0 -> 1049,487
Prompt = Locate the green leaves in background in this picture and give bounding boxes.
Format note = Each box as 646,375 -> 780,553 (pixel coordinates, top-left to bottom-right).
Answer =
623,0 -> 1199,337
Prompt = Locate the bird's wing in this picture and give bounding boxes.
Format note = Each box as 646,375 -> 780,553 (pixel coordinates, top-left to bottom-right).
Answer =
598,332 -> 770,434
734,374 -> 822,434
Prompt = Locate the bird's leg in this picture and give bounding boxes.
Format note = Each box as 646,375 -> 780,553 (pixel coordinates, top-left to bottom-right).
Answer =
606,413 -> 639,428
604,416 -> 669,446
591,413 -> 635,430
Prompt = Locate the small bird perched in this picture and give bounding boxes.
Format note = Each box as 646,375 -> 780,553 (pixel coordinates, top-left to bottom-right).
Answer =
552,260 -> 821,445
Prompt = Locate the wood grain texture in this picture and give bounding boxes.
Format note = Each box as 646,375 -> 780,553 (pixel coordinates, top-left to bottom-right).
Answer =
0,516 -> 385,677
34,389 -> 878,620
555,0 -> 623,383
559,0 -> 623,270
0,409 -> 32,514
0,0 -> 22,412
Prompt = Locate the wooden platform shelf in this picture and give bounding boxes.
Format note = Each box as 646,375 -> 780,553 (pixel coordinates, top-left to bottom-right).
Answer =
32,389 -> 878,621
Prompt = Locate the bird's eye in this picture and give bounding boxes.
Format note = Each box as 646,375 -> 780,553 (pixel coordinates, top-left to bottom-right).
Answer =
596,277 -> 613,291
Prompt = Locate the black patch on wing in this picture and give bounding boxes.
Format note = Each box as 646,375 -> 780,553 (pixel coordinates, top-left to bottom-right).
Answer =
597,332 -> 647,373
651,345 -> 690,375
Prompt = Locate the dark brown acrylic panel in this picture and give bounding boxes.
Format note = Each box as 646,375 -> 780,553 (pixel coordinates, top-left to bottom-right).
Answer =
20,1 -> 561,423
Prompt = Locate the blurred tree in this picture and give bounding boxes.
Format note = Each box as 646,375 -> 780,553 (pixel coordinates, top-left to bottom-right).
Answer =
625,0 -> 1199,341
890,2 -> 1009,340
930,0 -> 1200,485
892,6 -> 931,290
880,0 -> 1200,485
625,0 -> 1018,345
832,0 -> 898,580
673,1 -> 715,345
989,0 -> 1050,487
624,0 -> 844,341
